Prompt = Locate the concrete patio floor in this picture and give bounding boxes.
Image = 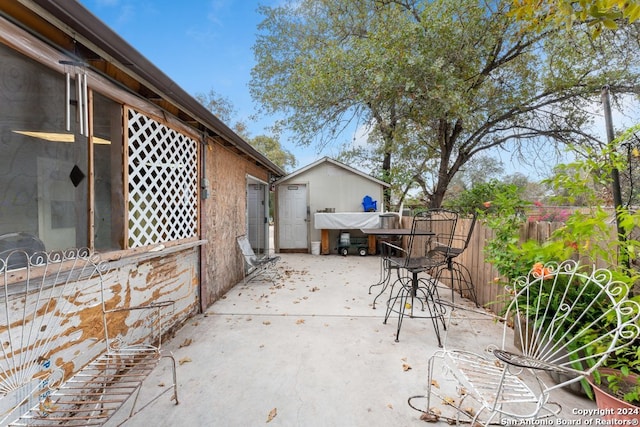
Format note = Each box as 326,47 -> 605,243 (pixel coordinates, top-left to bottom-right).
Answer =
108,253 -> 597,426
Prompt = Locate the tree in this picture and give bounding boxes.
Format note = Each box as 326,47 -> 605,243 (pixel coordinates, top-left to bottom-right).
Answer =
251,135 -> 297,172
250,0 -> 640,209
195,88 -> 296,171
510,0 -> 640,36
194,89 -> 250,139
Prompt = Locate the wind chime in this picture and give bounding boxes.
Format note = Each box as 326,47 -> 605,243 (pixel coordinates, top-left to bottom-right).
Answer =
59,60 -> 88,137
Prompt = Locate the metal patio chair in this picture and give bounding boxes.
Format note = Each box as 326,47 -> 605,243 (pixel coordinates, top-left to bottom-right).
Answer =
237,235 -> 281,284
0,248 -> 179,426
383,209 -> 458,345
432,213 -> 479,306
412,260 -> 640,425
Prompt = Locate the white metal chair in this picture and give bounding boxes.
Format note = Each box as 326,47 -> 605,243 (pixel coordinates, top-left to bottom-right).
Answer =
237,235 -> 280,284
413,260 -> 640,425
0,248 -> 179,426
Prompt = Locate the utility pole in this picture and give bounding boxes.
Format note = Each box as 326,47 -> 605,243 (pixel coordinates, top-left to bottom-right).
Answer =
601,85 -> 628,268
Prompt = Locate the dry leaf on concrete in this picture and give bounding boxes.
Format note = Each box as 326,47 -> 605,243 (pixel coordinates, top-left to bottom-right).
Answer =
402,363 -> 412,371
266,408 -> 277,423
296,319 -> 305,324
431,379 -> 440,388
442,396 -> 455,406
420,412 -> 439,422
178,357 -> 192,365
179,338 -> 192,348
263,321 -> 271,325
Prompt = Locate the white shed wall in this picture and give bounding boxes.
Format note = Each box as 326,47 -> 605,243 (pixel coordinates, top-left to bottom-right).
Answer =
301,163 -> 385,243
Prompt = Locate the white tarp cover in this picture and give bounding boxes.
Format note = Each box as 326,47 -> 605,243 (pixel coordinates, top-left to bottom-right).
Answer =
314,212 -> 381,229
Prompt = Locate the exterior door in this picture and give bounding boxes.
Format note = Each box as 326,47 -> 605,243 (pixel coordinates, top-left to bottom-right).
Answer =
247,182 -> 267,255
278,184 -> 308,250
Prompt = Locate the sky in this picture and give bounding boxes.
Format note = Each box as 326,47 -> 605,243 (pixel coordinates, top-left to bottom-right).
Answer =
78,0 -> 328,170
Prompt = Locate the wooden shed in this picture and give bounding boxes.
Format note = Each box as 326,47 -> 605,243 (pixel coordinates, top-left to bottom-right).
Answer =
0,0 -> 284,368
274,157 -> 389,254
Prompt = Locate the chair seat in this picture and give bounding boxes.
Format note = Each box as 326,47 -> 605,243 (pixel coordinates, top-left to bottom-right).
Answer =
444,350 -> 538,408
387,255 -> 444,273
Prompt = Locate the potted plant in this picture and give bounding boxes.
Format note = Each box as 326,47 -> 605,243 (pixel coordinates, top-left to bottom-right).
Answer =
587,330 -> 640,420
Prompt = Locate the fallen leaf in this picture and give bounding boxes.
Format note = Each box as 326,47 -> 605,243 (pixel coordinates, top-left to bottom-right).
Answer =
263,321 -> 271,325
442,396 -> 455,406
266,408 -> 277,422
402,363 -> 412,371
420,412 -> 439,422
39,396 -> 57,413
179,338 -> 192,348
296,319 -> 305,324
464,407 -> 476,417
387,403 -> 393,409
178,357 -> 192,365
430,408 -> 442,416
431,379 -> 440,388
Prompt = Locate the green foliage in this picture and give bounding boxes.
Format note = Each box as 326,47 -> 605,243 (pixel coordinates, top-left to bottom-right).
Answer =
446,180 -> 534,281
250,135 -> 297,172
509,0 -> 640,37
481,125 -> 640,403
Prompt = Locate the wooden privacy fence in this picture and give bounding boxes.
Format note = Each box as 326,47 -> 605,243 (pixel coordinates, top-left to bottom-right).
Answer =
405,215 -> 618,313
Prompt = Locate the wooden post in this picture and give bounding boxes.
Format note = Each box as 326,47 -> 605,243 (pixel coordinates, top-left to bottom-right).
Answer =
321,229 -> 330,255
368,235 -> 376,255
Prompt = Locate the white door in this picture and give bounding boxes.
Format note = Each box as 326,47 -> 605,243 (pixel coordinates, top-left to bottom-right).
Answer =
278,184 -> 308,250
247,183 -> 267,255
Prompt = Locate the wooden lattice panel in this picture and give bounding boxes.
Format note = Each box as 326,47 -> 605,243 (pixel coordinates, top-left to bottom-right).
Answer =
127,110 -> 198,248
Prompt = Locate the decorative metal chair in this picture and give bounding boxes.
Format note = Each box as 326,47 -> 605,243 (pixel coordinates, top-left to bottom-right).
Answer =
237,235 -> 281,284
0,248 -> 179,426
0,232 -> 45,270
432,213 -> 479,306
412,260 -> 640,425
382,209 -> 458,345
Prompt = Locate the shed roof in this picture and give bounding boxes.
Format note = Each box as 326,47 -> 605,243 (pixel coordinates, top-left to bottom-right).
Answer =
276,157 -> 390,187
0,0 -> 285,178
